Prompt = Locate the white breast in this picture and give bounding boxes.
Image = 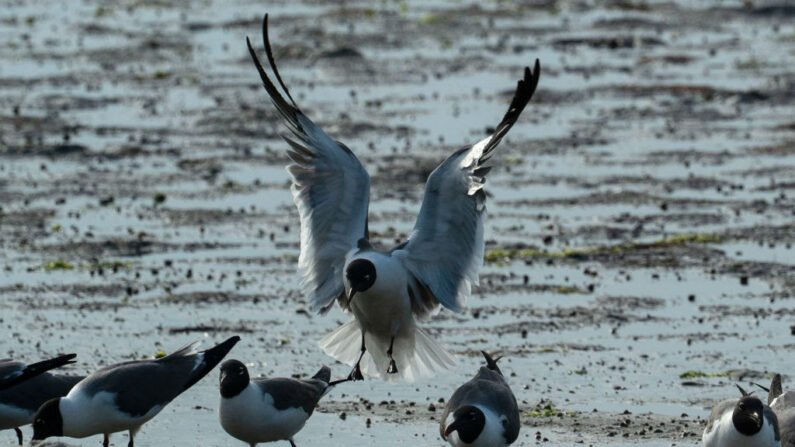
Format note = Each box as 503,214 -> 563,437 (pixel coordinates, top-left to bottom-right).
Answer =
0,402 -> 33,430
219,382 -> 310,444
346,252 -> 413,337
60,388 -> 161,438
445,405 -> 508,447
702,411 -> 780,447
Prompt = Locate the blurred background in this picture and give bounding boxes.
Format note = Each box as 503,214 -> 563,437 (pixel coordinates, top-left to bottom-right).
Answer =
0,0 -> 793,446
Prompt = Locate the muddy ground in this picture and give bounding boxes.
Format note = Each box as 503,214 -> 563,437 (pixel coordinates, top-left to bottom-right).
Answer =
0,0 -> 793,446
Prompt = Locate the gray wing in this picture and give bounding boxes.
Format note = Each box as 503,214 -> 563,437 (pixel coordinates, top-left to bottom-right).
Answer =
0,373 -> 82,412
247,15 -> 370,314
396,61 -> 540,317
0,354 -> 76,391
773,391 -> 795,413
78,355 -> 202,417
256,377 -> 327,415
0,360 -> 25,382
705,399 -> 736,434
765,405 -> 781,441
777,408 -> 795,447
772,389 -> 795,447
441,367 -> 519,443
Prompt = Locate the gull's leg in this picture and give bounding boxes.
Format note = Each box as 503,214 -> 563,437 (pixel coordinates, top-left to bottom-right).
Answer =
289,439 -> 297,447
128,430 -> 134,447
348,330 -> 366,381
103,434 -> 110,447
386,336 -> 398,374
14,427 -> 22,445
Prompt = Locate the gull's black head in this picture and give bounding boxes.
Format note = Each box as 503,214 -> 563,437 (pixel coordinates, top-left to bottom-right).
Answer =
32,397 -> 63,441
345,259 -> 377,302
219,359 -> 249,398
732,395 -> 765,436
444,405 -> 486,443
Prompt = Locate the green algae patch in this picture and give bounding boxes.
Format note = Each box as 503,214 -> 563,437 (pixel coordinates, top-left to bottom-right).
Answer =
485,233 -> 724,264
555,286 -> 587,294
659,233 -> 722,244
43,260 -> 74,270
525,401 -> 577,418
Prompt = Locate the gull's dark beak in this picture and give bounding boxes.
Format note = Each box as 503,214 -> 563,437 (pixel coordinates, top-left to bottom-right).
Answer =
444,420 -> 461,439
347,289 -> 357,307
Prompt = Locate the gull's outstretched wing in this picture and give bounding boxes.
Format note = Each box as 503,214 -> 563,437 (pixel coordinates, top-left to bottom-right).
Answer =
247,14 -> 370,313
395,61 -> 540,316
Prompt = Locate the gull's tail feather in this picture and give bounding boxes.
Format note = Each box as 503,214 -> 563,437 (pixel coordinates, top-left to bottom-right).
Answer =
318,321 -> 455,382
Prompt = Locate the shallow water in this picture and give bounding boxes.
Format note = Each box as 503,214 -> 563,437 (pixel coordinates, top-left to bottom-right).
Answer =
1,0 -> 794,446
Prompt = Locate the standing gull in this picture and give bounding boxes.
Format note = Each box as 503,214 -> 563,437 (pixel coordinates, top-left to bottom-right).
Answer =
247,14 -> 541,381
440,352 -> 519,447
702,384 -> 780,447
32,336 -> 240,447
0,354 -> 79,445
219,359 -> 344,446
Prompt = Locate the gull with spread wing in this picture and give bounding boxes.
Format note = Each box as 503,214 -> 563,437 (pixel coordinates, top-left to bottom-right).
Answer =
247,14 -> 540,381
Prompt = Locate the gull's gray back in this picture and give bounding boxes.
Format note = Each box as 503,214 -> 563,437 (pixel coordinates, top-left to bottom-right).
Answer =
0,373 -> 82,412
77,354 -> 199,417
254,377 -> 327,415
0,361 -> 24,382
773,391 -> 795,447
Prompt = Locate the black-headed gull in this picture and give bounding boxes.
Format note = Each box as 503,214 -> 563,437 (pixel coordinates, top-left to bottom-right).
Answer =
440,352 -> 519,447
0,354 -> 79,445
247,14 -> 540,381
702,384 -> 780,447
32,336 -> 240,447
219,359 -> 344,446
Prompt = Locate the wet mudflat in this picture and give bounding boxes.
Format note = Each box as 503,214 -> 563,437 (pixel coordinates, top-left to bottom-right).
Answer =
1,0 -> 793,445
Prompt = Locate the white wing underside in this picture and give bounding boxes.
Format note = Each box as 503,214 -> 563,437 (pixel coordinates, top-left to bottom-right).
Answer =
247,27 -> 370,314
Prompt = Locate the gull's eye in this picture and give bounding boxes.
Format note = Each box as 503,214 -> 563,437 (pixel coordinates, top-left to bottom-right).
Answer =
738,403 -> 745,410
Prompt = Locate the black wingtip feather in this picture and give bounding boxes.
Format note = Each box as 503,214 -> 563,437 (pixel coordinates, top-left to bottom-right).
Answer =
501,59 -> 540,129
183,336 -> 241,391
1,353 -> 77,391
262,14 -> 297,107
480,59 -> 541,159
769,374 -> 783,404
25,353 -> 77,375
312,365 -> 332,383
246,20 -> 301,132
